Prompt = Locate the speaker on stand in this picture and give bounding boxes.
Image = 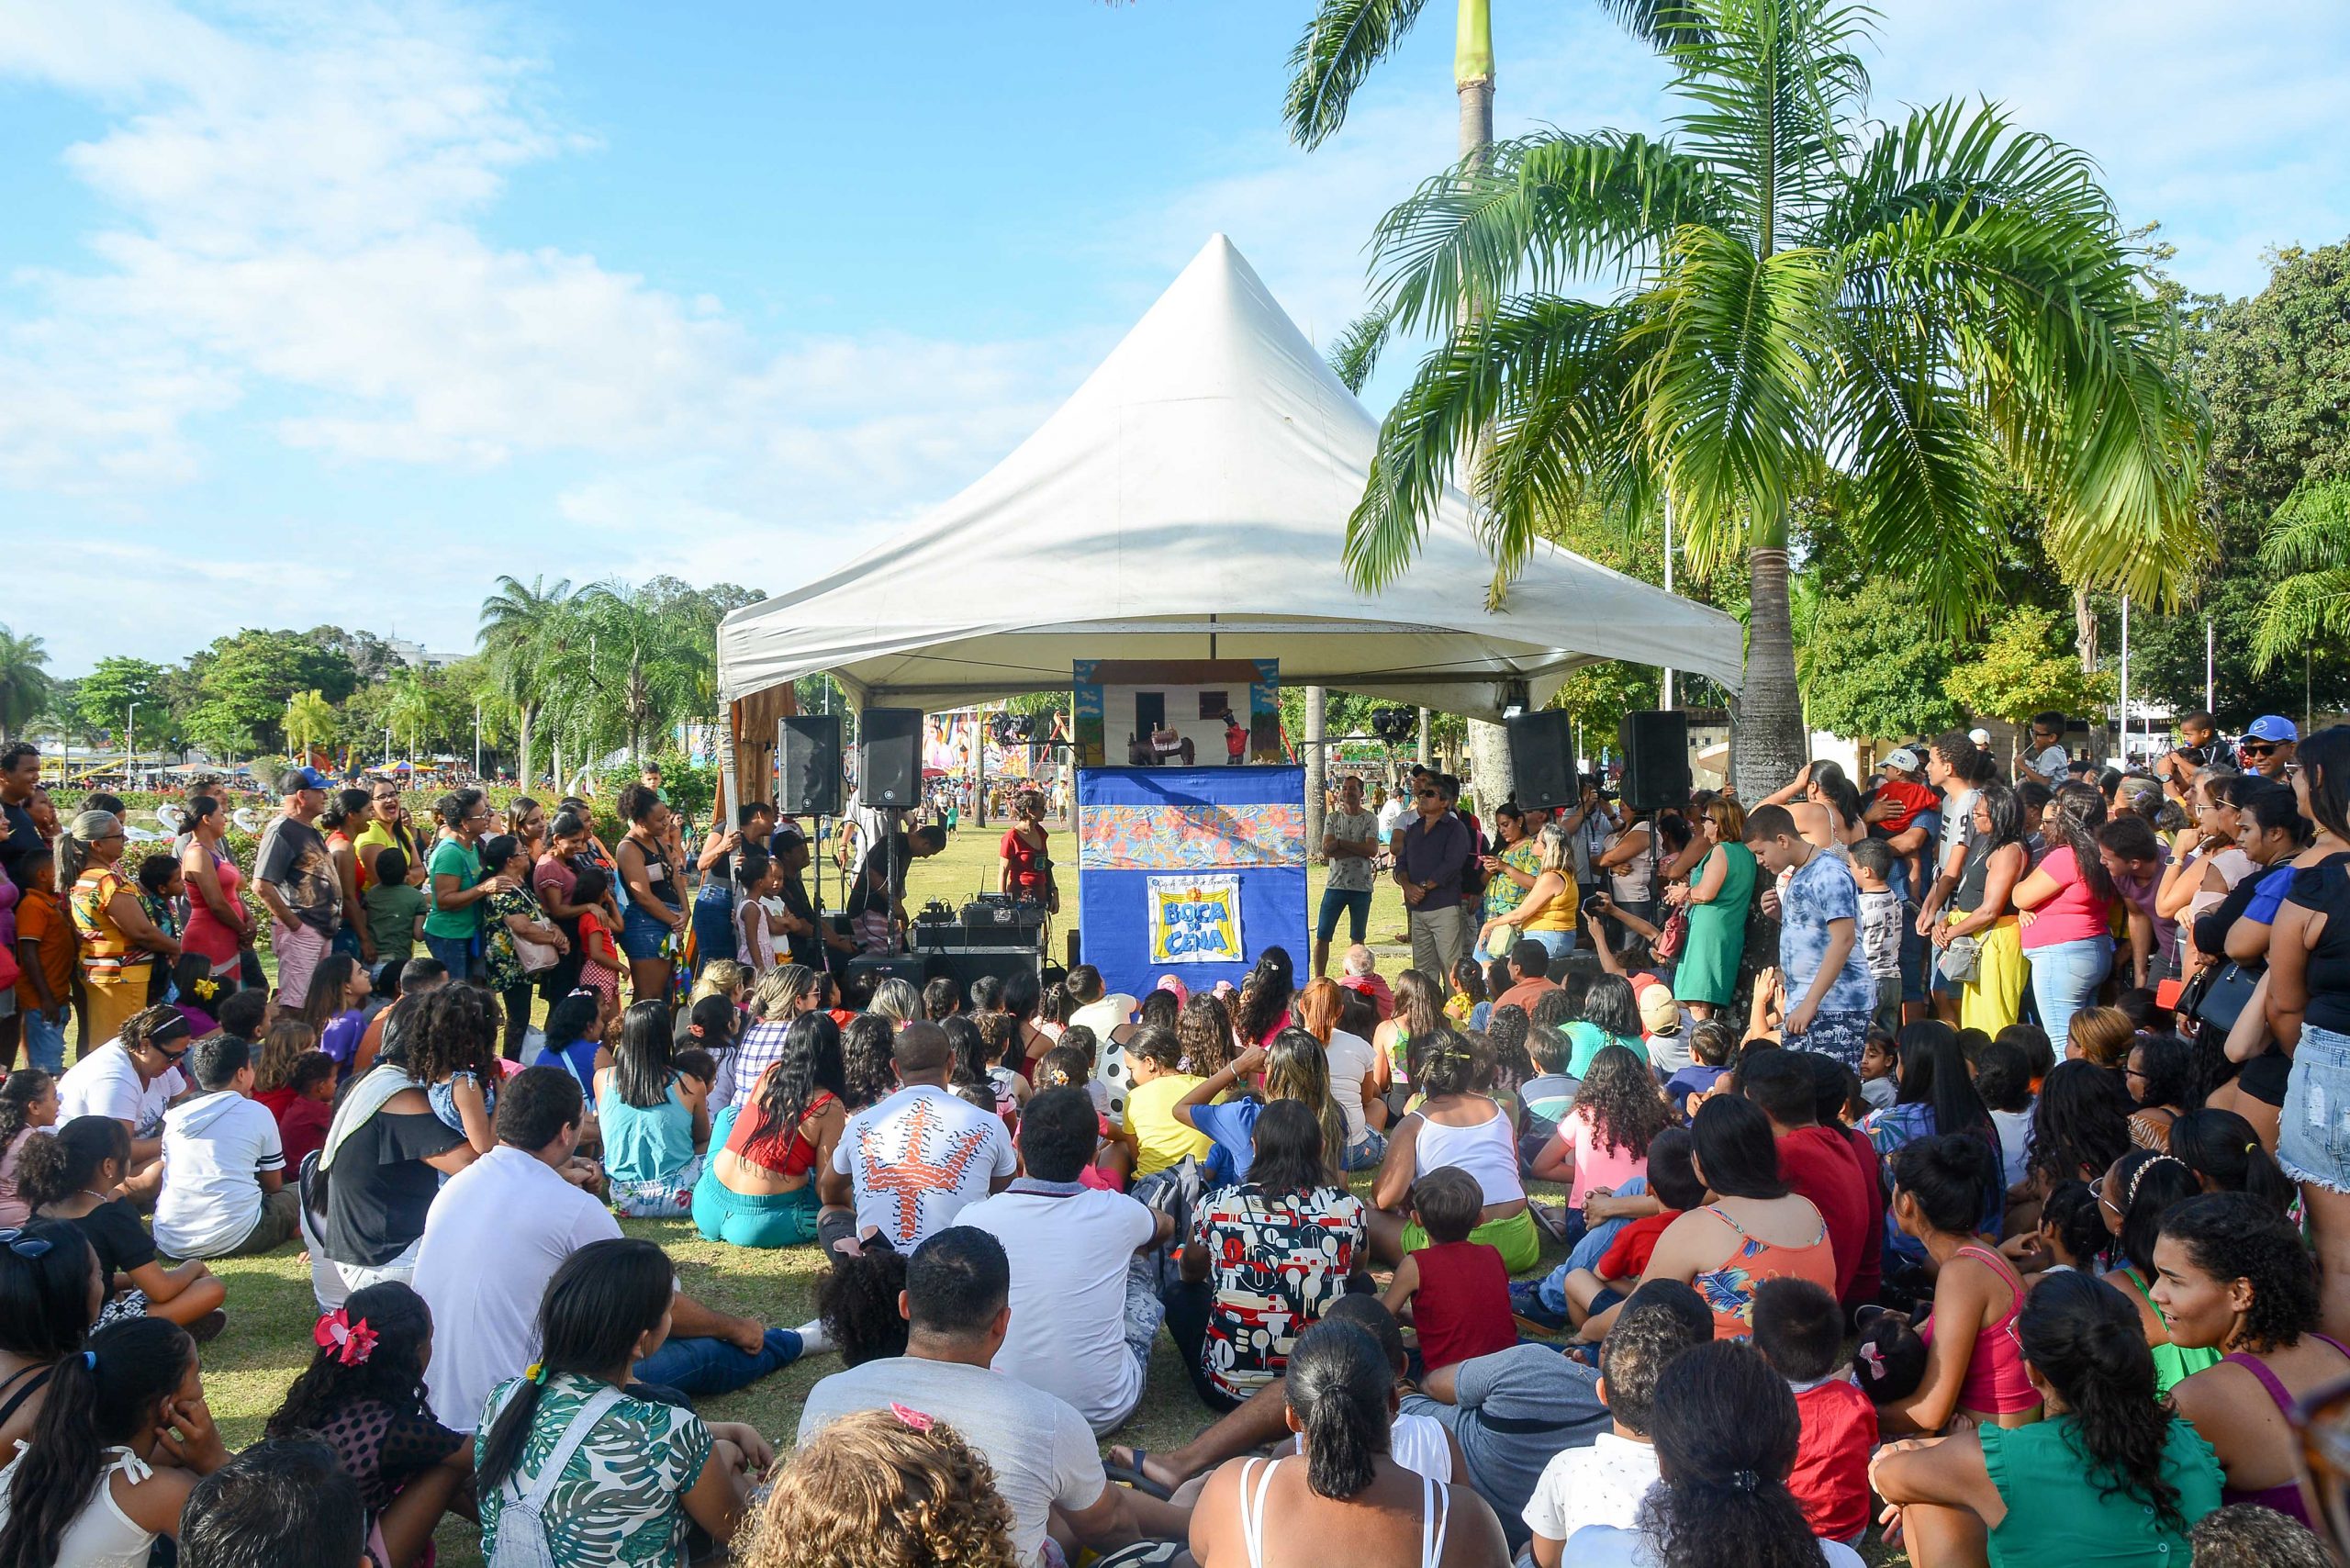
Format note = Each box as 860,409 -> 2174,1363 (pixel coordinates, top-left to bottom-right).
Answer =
778,713 -> 844,817
1504,709 -> 1577,811
1617,711 -> 1691,812
859,709 -> 923,811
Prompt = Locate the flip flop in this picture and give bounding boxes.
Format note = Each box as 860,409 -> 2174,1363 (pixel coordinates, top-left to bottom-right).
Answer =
1102,1449 -> 1173,1501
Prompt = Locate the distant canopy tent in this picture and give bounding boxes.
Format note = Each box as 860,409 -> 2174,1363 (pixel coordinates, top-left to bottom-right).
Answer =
715,235 -> 1741,774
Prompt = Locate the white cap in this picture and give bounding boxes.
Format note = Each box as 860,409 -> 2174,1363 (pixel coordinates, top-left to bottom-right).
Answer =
1968,728 -> 1992,747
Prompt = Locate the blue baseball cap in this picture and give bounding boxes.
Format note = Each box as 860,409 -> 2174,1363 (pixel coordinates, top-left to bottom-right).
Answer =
284,766 -> 332,794
2245,715 -> 2299,744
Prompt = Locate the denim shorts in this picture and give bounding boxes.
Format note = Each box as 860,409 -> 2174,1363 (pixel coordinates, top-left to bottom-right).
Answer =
1316,887 -> 1373,943
620,902 -> 678,961
2280,1021 -> 2350,1194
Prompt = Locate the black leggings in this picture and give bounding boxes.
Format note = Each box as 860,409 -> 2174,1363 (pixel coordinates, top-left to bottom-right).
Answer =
1161,1280 -> 1247,1414
500,982 -> 534,1060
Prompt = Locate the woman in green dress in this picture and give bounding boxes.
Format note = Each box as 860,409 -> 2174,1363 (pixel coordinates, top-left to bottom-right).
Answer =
1871,1269 -> 2221,1568
1670,796 -> 1757,1021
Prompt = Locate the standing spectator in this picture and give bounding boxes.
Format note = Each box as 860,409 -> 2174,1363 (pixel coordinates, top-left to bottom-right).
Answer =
11,857 -> 73,1073
1393,774 -> 1477,994
1315,776 -> 1382,978
355,782 -> 430,891
476,833 -> 565,1060
152,1033 -> 296,1260
1846,838 -> 1905,1033
60,810 -> 180,1049
475,1239 -> 766,1563
996,789 -> 1054,906
2098,813 -> 2180,989
176,795 -> 252,988
0,745 -> 42,1074
252,769 -> 338,1005
2267,724 -> 2350,1338
958,1087 -> 1172,1435
321,789 -> 378,965
1935,780 -> 2030,1033
362,847 -> 425,964
1744,805 -> 1876,1067
1871,1271 -> 2222,1564
1470,801 -> 1543,964
1917,730 -> 1993,1024
1673,797 -> 1758,1024
2012,780 -> 2118,1054
420,789 -> 502,984
614,781 -> 688,1003
819,1020 -> 1016,1258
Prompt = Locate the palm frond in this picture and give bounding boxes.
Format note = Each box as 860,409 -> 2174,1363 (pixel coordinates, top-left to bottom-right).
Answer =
2253,481 -> 2350,669
1665,0 -> 1872,246
1326,304 -> 1398,394
1595,0 -> 1718,50
1282,0 -> 1433,150
1370,130 -> 1723,336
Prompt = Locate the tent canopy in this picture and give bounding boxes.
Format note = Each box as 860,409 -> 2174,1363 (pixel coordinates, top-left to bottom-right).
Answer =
718,235 -> 1742,718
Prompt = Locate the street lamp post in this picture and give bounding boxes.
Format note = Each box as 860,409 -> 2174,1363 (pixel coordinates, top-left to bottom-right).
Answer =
474,700 -> 483,781
126,701 -> 138,786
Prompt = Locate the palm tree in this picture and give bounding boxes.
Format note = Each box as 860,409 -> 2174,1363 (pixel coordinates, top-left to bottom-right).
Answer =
383,674 -> 436,769
568,583 -> 711,766
2254,479 -> 2350,670
1341,0 -> 2207,796
478,575 -> 574,790
284,689 -> 338,763
0,626 -> 53,736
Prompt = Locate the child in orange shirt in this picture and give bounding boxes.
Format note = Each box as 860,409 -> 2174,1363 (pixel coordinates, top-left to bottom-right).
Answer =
13,857 -> 76,1073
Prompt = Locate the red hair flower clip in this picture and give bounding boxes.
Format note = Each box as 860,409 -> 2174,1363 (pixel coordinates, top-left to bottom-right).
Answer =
314,1308 -> 378,1368
890,1402 -> 935,1433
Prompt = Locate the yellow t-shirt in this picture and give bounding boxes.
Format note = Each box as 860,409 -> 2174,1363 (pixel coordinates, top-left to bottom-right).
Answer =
1126,1073 -> 1214,1178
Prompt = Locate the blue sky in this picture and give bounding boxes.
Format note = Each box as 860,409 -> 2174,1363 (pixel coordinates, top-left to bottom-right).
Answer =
4,0 -> 2345,676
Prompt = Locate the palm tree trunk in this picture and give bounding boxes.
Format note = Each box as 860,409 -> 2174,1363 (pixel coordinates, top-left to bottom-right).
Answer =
1455,0 -> 1511,823
1304,686 -> 1327,859
518,703 -> 538,793
1736,543 -> 1807,801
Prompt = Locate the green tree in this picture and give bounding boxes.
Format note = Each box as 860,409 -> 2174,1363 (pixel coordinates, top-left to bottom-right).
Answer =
1338,0 -> 2207,799
191,630 -> 360,750
1798,579 -> 1964,742
1945,606 -> 2113,743
181,700 -> 259,759
76,656 -> 169,747
0,626 -> 53,736
2199,241 -> 2350,519
544,583 -> 711,765
284,689 -> 339,761
2255,480 -> 2350,671
478,575 -> 576,790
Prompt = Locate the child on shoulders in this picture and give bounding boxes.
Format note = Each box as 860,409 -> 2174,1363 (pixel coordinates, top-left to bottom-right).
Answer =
1751,1277 -> 1876,1547
1380,1167 -> 1515,1375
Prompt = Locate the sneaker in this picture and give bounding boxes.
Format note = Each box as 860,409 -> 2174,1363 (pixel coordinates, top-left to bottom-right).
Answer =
1509,1280 -> 1568,1334
188,1309 -> 229,1345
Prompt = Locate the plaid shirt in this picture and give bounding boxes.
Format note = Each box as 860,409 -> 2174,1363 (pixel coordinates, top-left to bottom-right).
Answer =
715,1015 -> 794,1114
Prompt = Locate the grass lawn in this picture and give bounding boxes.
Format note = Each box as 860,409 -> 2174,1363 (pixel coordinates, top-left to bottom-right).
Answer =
194,820 -> 1904,1564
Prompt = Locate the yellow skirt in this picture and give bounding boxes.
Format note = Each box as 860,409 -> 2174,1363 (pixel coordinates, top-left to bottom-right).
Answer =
80,967 -> 154,1054
1952,913 -> 2025,1035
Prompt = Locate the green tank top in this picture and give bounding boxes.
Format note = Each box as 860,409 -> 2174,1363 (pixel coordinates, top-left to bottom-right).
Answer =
1980,1415 -> 2221,1568
2120,1267 -> 2223,1394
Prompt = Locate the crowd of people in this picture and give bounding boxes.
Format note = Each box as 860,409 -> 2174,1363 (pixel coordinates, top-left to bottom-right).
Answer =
1,710 -> 2349,1567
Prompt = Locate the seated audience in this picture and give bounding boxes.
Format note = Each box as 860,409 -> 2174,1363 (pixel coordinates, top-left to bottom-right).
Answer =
1518,1126 -> 1701,1334
2186,1505 -> 2335,1568
274,1050 -> 339,1170
1530,1044 -> 1669,1245
2166,1107 -> 2297,1215
179,1438 -> 369,1568
1177,1029 -> 1350,1186
2157,1193 -> 2350,1529
1750,1278 -> 1875,1545
1663,1018 -> 1737,1121
596,998 -> 711,1216
1123,1025 -> 1214,1177
1031,1044 -> 1136,1189
24,1114 -> 227,1331
1296,977 -> 1386,1169
1188,1319 -> 1510,1567
1521,1284 -> 1710,1562
1169,1099 -> 1367,1411
409,982 -> 504,1155
414,1065 -> 804,1431
262,1282 -> 471,1568
2099,1148 -> 2220,1394
799,1226 -> 1190,1563
56,1003 -> 191,1170
349,958 -> 448,1080
1380,1166 -> 1515,1375
0,1069 -> 58,1226
743,1409 -> 1019,1568
1877,1134 -> 2039,1434
476,1238 -> 769,1562
819,1019 -> 1016,1259
1872,1271 -> 2222,1565
958,1087 -> 1171,1435
2125,1032 -> 2193,1150
314,997 -> 476,1302
694,1012 -> 848,1249
0,1316 -> 228,1563
0,1216 -> 99,1460
1370,1031 -> 1540,1272
152,1032 -> 297,1260
1735,1047 -> 1879,1309
1972,1036 -> 2036,1188
1562,1338 -> 1868,1567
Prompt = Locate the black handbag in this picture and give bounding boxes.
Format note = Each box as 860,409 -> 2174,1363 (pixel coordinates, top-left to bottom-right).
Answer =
2191,961 -> 2262,1036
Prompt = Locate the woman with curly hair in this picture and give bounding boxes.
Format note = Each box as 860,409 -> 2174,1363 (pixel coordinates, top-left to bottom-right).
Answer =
1873,1270 -> 2221,1566
2026,1059 -> 2136,1196
1177,990 -> 1237,1081
1531,1044 -> 1671,1242
743,1409 -> 1018,1568
2155,1193 -> 2350,1528
403,984 -> 503,1155
262,1282 -> 472,1568
694,1013 -> 848,1249
838,1013 -> 899,1113
2124,1033 -> 2193,1150
1234,946 -> 1297,1048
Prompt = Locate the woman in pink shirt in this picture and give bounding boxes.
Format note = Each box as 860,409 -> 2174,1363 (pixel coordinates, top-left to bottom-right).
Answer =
2012,781 -> 2118,1057
1531,1043 -> 1670,1237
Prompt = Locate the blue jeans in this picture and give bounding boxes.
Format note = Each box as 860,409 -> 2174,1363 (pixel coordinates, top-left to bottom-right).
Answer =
692,884 -> 738,968
632,1327 -> 802,1397
422,932 -> 476,982
1317,888 -> 1372,944
21,1008 -> 66,1074
2028,935 -> 2112,1056
1536,1176 -> 1648,1313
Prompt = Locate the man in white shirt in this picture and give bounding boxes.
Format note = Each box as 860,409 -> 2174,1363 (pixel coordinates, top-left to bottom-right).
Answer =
59,1005 -> 190,1169
819,1020 -> 1015,1259
1064,964 -> 1137,1042
797,1227 -> 1190,1566
1315,775 -> 1382,979
957,1088 -> 1170,1433
414,1066 -> 807,1430
1520,1286 -> 1710,1565
153,1034 -> 295,1260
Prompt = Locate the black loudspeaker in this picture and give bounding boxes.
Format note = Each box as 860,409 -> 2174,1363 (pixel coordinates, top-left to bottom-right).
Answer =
778,713 -> 844,817
859,708 -> 923,809
1617,710 -> 1691,812
1505,709 -> 1577,811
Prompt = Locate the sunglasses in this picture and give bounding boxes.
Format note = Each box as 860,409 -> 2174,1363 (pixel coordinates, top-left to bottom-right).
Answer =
2242,742 -> 2278,756
0,1227 -> 52,1260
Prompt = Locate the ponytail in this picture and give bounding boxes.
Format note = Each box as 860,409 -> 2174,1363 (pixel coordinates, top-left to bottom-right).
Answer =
17,1115 -> 130,1213
1639,1339 -> 1825,1568
2018,1271 -> 2186,1532
0,1071 -> 53,1148
476,1238 -> 674,1495
2169,1109 -> 2296,1217
1285,1322 -> 1390,1501
0,1317 -> 193,1568
52,811 -> 118,891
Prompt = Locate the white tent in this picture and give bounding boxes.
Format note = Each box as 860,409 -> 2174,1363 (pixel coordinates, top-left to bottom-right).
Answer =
717,235 -> 1742,716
